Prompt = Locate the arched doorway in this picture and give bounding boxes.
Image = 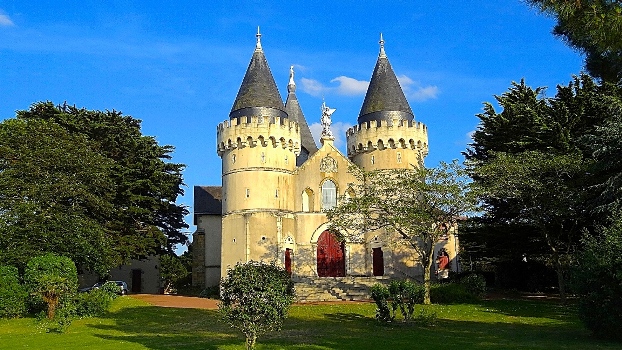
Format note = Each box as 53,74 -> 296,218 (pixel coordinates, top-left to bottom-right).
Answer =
316,230 -> 345,277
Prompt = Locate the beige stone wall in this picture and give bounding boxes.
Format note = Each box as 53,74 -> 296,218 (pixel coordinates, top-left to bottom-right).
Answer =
346,118 -> 428,171
195,214 -> 222,287
109,256 -> 161,294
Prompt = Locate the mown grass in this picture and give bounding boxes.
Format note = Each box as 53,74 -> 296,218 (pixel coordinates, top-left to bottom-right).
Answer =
0,296 -> 619,349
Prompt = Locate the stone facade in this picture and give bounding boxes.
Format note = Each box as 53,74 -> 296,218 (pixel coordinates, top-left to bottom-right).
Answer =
193,33 -> 459,299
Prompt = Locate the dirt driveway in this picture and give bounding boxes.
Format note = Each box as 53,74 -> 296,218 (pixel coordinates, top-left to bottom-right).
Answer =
130,294 -> 220,309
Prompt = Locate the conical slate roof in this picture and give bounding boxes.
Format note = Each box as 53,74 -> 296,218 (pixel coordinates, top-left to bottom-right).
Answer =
230,30 -> 287,120
358,35 -> 414,124
285,66 -> 318,165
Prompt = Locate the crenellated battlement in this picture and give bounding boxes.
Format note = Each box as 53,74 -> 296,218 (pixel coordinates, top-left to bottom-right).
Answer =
346,117 -> 429,158
217,116 -> 301,157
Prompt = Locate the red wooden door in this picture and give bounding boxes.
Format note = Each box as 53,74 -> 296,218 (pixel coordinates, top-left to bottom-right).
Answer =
317,231 -> 345,277
285,248 -> 292,275
372,247 -> 384,276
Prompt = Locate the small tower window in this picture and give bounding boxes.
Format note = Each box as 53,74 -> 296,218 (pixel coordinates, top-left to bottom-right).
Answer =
275,189 -> 279,198
285,155 -> 288,165
246,188 -> 250,198
397,152 -> 402,163
232,154 -> 236,163
371,155 -> 375,165
261,152 -> 265,163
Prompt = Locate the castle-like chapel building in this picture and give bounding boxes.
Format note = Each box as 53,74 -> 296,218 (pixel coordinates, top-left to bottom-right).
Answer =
193,32 -> 459,299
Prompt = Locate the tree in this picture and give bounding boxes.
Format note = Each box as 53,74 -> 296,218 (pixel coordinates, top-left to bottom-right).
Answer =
573,213 -> 622,340
24,254 -> 78,319
159,254 -> 189,294
527,0 -> 622,83
326,161 -> 476,305
219,261 -> 295,350
470,150 -> 588,301
6,101 -> 189,269
0,118 -> 115,274
463,75 -> 621,299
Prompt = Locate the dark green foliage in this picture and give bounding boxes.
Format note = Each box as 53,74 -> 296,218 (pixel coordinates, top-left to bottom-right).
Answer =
430,283 -> 479,304
199,286 -> 221,299
370,280 -> 425,323
494,260 -> 557,292
573,215 -> 622,340
100,281 -> 122,297
73,288 -> 115,318
370,283 -> 393,322
160,254 -> 189,294
0,265 -> 27,318
528,0 -> 622,83
0,118 -> 115,274
4,102 -> 189,271
24,254 -> 78,320
464,75 -> 622,301
458,274 -> 487,299
219,261 -> 295,350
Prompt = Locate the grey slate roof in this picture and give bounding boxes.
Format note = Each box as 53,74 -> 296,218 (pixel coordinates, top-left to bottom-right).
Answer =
230,46 -> 288,120
285,78 -> 318,166
358,47 -> 414,124
193,186 -> 222,224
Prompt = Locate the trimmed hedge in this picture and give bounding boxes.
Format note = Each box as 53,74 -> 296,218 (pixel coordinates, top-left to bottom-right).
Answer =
0,265 -> 27,318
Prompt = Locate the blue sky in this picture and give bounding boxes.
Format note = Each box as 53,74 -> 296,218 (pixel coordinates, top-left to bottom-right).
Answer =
0,1 -> 584,252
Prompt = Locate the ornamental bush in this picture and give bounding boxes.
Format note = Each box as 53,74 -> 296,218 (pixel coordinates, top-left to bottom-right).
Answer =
74,288 -> 114,318
219,261 -> 295,350
371,280 -> 425,323
0,265 -> 27,318
24,253 -> 78,319
459,273 -> 487,298
573,218 -> 622,340
370,283 -> 393,322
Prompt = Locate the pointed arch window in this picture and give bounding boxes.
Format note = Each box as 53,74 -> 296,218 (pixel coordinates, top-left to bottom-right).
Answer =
321,179 -> 337,210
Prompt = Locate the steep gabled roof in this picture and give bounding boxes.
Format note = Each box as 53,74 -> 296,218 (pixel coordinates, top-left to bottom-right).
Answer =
230,29 -> 287,120
285,66 -> 318,165
358,34 -> 414,124
193,186 -> 222,224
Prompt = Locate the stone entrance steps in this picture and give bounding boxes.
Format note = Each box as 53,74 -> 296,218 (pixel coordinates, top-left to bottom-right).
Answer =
293,276 -> 388,302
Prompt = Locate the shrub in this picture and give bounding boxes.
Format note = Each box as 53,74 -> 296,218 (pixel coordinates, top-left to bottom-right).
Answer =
219,261 -> 295,350
459,273 -> 486,298
24,253 -> 78,319
370,283 -> 393,322
74,289 -> 114,318
573,218 -> 622,340
430,282 -> 479,304
199,286 -> 220,299
100,281 -> 121,298
0,265 -> 27,318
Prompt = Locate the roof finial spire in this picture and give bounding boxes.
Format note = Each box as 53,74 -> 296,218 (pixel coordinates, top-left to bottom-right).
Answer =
255,26 -> 262,51
379,33 -> 386,58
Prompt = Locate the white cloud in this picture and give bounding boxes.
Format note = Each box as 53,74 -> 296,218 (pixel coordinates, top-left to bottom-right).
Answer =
0,13 -> 14,27
300,76 -> 369,97
330,76 -> 369,96
397,74 -> 439,102
300,78 -> 325,97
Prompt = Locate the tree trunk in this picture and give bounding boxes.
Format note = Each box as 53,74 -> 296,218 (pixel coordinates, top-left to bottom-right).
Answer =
44,294 -> 59,319
422,254 -> 433,305
553,253 -> 567,304
246,334 -> 257,350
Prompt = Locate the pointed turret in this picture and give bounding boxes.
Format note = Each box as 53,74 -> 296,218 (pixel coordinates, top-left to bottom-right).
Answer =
285,66 -> 318,165
230,28 -> 288,120
358,34 -> 414,124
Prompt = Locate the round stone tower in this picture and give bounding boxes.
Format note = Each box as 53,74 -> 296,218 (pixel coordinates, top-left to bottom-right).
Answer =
216,29 -> 301,274
347,35 -> 428,170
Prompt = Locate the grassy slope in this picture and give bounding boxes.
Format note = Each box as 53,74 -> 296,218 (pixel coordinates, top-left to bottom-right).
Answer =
0,297 -> 619,350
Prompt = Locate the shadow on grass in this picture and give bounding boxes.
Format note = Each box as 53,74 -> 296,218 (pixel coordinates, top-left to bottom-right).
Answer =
86,300 -> 619,350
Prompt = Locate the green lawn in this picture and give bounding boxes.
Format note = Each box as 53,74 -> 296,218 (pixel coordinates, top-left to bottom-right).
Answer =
0,296 -> 618,349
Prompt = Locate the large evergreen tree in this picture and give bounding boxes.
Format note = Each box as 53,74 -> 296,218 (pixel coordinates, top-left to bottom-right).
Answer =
464,75 -> 622,300
0,102 -> 188,272
527,0 -> 622,83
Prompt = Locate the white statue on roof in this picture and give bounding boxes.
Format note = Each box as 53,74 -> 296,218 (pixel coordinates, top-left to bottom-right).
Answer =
321,101 -> 336,138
